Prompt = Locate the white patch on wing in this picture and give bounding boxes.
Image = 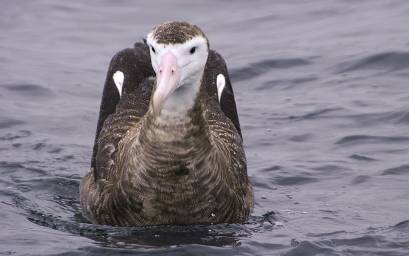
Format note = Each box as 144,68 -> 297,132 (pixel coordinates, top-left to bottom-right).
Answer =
113,71 -> 124,97
216,73 -> 225,103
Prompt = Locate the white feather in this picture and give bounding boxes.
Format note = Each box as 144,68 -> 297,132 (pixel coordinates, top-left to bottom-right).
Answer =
113,71 -> 124,97
216,73 -> 225,103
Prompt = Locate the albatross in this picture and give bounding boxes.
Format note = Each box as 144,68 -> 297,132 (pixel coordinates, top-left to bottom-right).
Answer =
80,21 -> 253,226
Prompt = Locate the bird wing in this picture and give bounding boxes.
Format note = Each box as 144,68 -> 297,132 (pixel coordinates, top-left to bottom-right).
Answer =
95,77 -> 154,180
91,42 -> 154,169
91,45 -> 243,174
204,50 -> 242,138
201,97 -> 253,221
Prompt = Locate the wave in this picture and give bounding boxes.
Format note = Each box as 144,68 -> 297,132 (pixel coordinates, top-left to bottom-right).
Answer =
1,83 -> 54,98
230,58 -> 311,81
381,164 -> 409,176
255,76 -> 317,90
336,51 -> 409,73
0,117 -> 25,129
349,154 -> 378,161
273,175 -> 318,186
335,135 -> 409,146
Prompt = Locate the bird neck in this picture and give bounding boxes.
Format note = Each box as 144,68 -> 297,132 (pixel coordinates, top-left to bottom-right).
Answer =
157,72 -> 203,120
142,101 -> 207,146
142,72 -> 207,143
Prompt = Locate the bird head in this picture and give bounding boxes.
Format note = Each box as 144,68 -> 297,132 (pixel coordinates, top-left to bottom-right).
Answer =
146,21 -> 209,117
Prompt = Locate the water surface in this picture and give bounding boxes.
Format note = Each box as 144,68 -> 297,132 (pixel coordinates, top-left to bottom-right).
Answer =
1,0 -> 409,255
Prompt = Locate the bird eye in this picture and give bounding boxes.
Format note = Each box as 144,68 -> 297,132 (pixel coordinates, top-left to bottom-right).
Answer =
190,46 -> 196,54
151,46 -> 156,54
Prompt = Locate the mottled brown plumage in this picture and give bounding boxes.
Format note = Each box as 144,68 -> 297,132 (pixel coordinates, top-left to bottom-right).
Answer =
80,22 -> 253,226
152,21 -> 208,46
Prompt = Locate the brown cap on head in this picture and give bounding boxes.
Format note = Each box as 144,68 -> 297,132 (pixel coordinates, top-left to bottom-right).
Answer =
151,21 -> 209,47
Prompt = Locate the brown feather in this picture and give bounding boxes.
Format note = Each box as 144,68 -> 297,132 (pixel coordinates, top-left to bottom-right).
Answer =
80,79 -> 253,226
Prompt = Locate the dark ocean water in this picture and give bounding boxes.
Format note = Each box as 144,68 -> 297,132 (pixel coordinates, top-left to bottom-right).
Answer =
1,0 -> 409,255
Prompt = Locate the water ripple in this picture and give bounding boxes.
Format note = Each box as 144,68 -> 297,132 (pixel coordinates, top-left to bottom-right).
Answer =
273,175 -> 318,186
335,135 -> 409,146
284,241 -> 335,256
351,175 -> 371,185
0,117 -> 25,129
349,154 -> 378,161
230,58 -> 311,81
25,208 -> 280,249
336,51 -> 409,73
2,84 -> 54,98
381,164 -> 409,176
255,76 -> 317,90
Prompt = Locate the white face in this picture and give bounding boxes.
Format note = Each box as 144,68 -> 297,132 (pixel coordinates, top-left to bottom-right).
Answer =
146,34 -> 209,87
146,33 -> 209,117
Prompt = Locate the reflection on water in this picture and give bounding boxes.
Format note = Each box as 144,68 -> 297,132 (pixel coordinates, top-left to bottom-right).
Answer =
1,0 -> 409,255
